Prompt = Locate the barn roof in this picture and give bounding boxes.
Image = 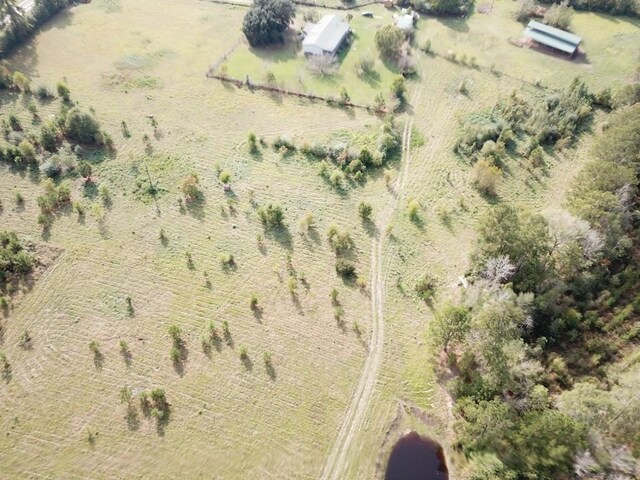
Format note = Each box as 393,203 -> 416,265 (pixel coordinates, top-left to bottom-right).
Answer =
524,20 -> 582,54
302,15 -> 350,54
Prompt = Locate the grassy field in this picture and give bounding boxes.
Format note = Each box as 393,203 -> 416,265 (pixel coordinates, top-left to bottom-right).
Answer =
0,0 -> 637,478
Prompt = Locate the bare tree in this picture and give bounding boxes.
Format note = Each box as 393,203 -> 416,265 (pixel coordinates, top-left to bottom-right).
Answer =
307,54 -> 337,76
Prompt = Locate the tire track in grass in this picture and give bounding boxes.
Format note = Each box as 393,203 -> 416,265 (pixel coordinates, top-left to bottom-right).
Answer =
320,87 -> 420,480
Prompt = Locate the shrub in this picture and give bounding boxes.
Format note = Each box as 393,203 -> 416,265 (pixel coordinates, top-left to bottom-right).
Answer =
250,294 -> 258,310
219,252 -> 234,266
257,203 -> 285,228
64,108 -> 103,144
219,169 -> 231,184
327,225 -> 354,252
12,71 -> 29,92
247,132 -> 258,153
18,140 -> 36,163
415,274 -> 436,300
287,275 -> 298,294
407,199 -> 420,220
335,259 -> 356,277
168,325 -> 182,343
181,173 -> 200,201
40,120 -> 61,151
37,179 -> 71,214
239,345 -> 249,359
358,202 -> 373,221
89,340 -> 100,353
391,75 -> 407,104
375,25 -> 404,61
56,81 -> 70,102
355,55 -> 375,77
471,158 -> 501,196
329,169 -> 345,187
242,0 -> 296,47
330,287 -> 339,304
35,85 -> 53,100
298,211 -> 315,233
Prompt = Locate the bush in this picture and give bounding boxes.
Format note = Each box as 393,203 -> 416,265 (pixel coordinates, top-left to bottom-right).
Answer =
181,173 -> 200,201
327,225 -> 354,253
471,158 -> 501,196
336,259 -> 356,277
355,55 -> 375,77
18,140 -> 36,163
358,202 -> 373,221
56,81 -> 70,102
257,203 -> 285,228
40,120 -> 61,151
64,108 -> 103,145
415,274 -> 436,300
12,72 -> 29,92
36,85 -> 53,100
242,0 -> 296,47
219,169 -> 231,184
391,75 -> 407,104
0,230 -> 34,287
407,199 -> 420,220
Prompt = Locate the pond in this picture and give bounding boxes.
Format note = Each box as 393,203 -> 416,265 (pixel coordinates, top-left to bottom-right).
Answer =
384,431 -> 449,480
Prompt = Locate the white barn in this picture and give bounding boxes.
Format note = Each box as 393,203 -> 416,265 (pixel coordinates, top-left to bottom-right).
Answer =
302,15 -> 350,56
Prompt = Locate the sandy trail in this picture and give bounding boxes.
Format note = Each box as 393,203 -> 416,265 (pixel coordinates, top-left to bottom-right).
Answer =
320,87 -> 420,480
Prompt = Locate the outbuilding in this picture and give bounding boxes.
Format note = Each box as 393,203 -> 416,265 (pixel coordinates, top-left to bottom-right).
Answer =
302,14 -> 350,56
395,14 -> 415,33
523,20 -> 582,57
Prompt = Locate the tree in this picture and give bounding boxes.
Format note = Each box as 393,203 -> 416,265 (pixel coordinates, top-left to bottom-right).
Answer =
374,25 -> 404,61
429,0 -> 468,15
543,1 -> 574,30
474,205 -> 554,293
428,303 -> 471,352
308,54 -> 338,76
242,0 -> 296,47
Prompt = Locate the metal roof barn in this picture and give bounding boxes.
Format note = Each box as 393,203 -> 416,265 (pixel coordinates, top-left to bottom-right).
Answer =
302,15 -> 350,56
523,20 -> 582,55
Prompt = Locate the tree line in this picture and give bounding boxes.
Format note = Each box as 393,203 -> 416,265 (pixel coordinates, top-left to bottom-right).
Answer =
431,99 -> 640,477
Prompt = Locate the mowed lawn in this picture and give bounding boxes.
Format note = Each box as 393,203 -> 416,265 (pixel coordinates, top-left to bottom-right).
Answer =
223,6 -> 401,105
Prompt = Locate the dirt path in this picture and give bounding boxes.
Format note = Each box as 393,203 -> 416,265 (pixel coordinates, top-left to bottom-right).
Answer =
320,89 -> 420,480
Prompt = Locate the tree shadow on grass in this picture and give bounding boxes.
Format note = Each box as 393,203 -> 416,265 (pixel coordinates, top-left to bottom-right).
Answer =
185,194 -> 206,221
155,406 -> 172,436
241,354 -> 253,372
265,225 -> 293,250
125,406 -> 140,431
265,362 -> 277,381
93,351 -> 104,370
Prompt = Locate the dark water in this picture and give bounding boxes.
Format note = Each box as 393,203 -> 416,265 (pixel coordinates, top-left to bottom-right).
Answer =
384,431 -> 449,480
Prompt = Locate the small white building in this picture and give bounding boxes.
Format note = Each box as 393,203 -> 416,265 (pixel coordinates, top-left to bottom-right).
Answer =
395,14 -> 415,33
302,14 -> 350,56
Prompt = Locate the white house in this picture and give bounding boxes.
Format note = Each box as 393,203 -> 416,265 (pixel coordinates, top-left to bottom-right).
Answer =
302,15 -> 350,56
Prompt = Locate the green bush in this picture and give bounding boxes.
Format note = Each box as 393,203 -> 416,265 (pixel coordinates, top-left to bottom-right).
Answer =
64,107 -> 103,145
335,259 -> 356,277
257,203 -> 285,228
